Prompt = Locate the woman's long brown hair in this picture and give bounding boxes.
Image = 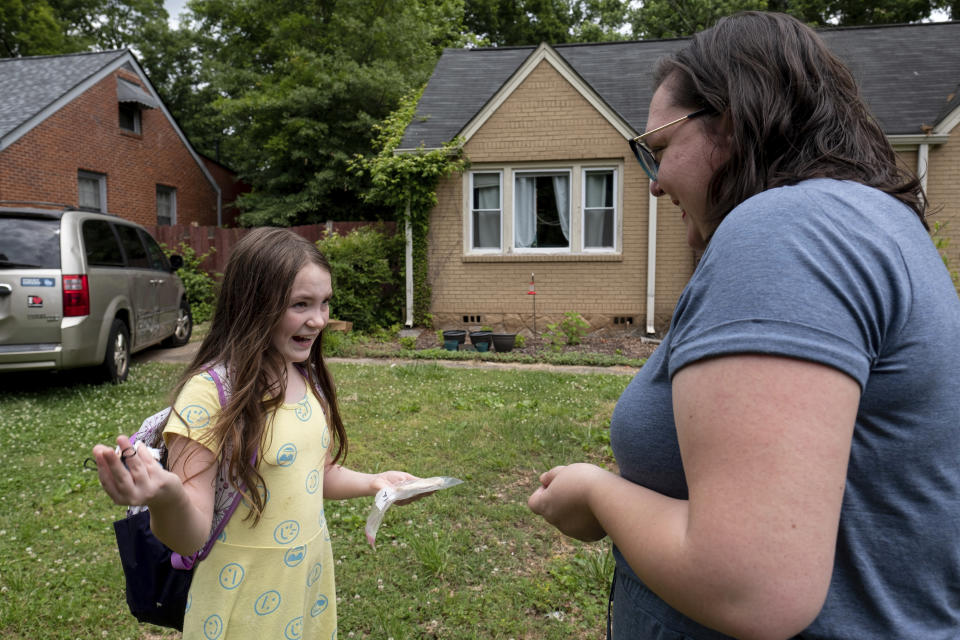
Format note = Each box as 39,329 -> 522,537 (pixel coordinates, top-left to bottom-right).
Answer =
653,11 -> 927,238
165,227 -> 347,524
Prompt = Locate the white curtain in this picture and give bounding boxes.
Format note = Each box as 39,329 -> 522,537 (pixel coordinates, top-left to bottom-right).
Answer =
473,173 -> 500,248
515,176 -> 536,248
553,176 -> 569,241
584,172 -> 609,247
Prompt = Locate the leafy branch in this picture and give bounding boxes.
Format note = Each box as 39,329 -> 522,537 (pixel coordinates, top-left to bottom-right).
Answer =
350,85 -> 469,324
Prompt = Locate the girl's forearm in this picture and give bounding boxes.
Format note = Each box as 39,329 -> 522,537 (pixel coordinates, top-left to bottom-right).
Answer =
323,464 -> 377,500
147,484 -> 214,556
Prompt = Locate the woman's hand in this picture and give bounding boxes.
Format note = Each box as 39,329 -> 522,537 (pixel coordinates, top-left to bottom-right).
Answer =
91,435 -> 183,508
528,463 -> 607,541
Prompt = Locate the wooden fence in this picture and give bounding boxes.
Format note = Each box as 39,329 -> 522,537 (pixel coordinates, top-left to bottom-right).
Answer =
146,221 -> 397,275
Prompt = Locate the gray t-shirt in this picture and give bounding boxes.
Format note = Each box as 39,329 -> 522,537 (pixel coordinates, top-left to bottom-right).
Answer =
609,179 -> 960,638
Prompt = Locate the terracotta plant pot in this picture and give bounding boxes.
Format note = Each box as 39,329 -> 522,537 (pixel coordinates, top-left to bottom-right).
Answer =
492,333 -> 516,352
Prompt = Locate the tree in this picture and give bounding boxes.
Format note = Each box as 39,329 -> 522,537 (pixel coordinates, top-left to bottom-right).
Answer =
350,86 -> 468,325
1,0 -> 174,58
0,0 -> 82,56
53,0 -> 169,50
630,0 -> 958,39
180,0 -> 470,226
463,0 -> 633,45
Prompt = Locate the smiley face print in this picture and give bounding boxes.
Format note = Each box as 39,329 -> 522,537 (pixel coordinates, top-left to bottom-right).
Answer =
180,404 -> 212,428
203,614 -> 224,639
306,561 -> 323,587
274,520 -> 300,545
305,469 -> 321,494
218,562 -> 244,590
294,397 -> 312,422
277,443 -> 298,467
284,544 -> 306,567
310,594 -> 329,617
254,590 -> 282,616
284,616 -> 304,640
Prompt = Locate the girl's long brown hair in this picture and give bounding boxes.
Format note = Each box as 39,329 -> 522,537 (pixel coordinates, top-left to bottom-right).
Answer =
167,227 -> 347,524
653,11 -> 927,238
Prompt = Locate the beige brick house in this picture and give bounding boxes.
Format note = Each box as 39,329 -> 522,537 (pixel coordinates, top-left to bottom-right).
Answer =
401,22 -> 960,335
0,50 -> 227,227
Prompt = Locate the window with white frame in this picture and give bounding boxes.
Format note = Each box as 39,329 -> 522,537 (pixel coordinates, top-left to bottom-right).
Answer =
78,170 -> 107,212
467,164 -> 619,254
583,168 -> 616,249
471,172 -> 502,250
156,185 -> 176,226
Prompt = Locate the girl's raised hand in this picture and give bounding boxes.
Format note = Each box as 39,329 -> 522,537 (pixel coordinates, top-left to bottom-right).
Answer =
91,435 -> 182,508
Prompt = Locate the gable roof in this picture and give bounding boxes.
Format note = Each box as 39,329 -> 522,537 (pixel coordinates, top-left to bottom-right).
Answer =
0,49 -> 221,219
0,50 -> 128,147
401,20 -> 960,150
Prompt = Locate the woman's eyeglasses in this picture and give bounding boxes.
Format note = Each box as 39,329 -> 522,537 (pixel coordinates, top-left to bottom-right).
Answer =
629,108 -> 711,181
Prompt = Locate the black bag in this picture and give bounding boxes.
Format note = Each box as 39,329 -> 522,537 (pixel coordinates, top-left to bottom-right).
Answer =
114,510 -> 193,630
110,365 -> 247,630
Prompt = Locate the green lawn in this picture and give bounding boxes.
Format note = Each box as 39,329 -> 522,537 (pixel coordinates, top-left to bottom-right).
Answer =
0,360 -> 631,639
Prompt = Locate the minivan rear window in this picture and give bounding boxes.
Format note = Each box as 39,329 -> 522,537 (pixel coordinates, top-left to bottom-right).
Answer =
0,217 -> 61,269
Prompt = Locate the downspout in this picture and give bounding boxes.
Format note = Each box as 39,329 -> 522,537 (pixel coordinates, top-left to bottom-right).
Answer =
405,195 -> 414,328
918,143 -> 929,195
645,186 -> 658,334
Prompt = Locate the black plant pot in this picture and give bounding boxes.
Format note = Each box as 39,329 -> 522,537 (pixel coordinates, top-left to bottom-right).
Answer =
469,331 -> 492,349
492,333 -> 516,353
442,329 -> 466,345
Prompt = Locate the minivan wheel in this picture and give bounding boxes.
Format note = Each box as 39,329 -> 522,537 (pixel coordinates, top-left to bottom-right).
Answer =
163,299 -> 192,348
102,319 -> 130,384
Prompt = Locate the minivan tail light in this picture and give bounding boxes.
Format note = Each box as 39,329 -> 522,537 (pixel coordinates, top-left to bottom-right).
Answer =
63,275 -> 90,317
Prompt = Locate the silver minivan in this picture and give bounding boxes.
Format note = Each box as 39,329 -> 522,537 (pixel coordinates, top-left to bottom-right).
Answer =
0,206 -> 192,383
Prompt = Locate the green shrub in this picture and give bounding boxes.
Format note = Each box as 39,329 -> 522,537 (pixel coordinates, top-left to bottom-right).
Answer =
166,242 -> 217,324
545,311 -> 590,349
318,227 -> 403,332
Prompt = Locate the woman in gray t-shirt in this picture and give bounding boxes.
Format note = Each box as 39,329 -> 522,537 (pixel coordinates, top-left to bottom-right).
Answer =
528,12 -> 960,639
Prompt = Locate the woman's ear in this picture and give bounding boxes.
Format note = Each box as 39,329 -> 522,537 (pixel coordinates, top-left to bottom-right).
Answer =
718,109 -> 734,145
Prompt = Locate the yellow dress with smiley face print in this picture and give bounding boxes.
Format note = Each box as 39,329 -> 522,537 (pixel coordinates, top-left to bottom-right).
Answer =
164,372 -> 337,640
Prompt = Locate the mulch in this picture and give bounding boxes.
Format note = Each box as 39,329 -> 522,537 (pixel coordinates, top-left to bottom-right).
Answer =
414,326 -> 661,360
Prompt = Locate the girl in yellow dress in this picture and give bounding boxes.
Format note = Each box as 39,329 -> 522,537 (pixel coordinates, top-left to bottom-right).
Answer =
94,228 -> 423,639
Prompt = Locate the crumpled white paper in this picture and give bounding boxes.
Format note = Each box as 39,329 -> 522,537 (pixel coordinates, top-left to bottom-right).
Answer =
365,476 -> 463,549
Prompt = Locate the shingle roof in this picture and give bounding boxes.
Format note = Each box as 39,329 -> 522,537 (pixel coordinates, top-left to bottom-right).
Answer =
0,50 -> 127,141
401,21 -> 960,148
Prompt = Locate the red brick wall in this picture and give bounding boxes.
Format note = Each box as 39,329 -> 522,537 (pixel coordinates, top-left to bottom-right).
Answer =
201,156 -> 250,227
0,68 -> 218,226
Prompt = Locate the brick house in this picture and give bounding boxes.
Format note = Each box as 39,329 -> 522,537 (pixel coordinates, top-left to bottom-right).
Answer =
401,21 -> 960,334
0,49 -> 224,227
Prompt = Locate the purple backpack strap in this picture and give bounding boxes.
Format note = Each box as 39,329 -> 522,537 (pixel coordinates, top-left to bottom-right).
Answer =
170,366 -> 253,570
